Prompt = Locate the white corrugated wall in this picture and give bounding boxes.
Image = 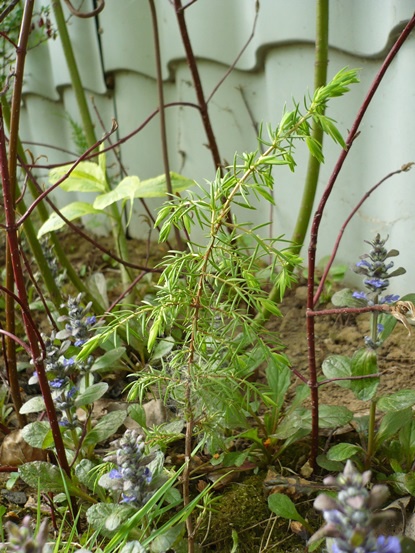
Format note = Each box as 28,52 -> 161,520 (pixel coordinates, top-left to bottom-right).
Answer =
18,0 -> 415,294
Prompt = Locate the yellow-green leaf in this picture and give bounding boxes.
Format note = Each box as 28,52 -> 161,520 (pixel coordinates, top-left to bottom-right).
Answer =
49,161 -> 107,193
37,202 -> 102,238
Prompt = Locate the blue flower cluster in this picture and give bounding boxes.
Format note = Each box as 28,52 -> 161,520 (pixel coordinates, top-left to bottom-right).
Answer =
310,461 -> 401,553
352,234 -> 405,305
5,515 -> 49,553
99,429 -> 156,508
56,293 -> 96,346
30,295 -> 96,428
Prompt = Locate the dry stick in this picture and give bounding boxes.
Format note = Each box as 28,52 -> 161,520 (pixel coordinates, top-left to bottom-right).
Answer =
306,12 -> 415,471
148,0 -> 184,250
313,163 -> 414,306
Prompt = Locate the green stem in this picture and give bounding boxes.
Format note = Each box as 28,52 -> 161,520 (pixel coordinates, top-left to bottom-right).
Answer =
51,0 -> 96,148
2,98 -> 106,313
259,0 -> 329,319
52,0 -> 133,294
290,0 -> 329,252
366,293 -> 379,468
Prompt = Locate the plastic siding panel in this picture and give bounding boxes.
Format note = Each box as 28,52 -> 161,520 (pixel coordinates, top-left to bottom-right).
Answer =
29,0 -> 107,94
18,2 -> 415,293
96,0 -> 415,82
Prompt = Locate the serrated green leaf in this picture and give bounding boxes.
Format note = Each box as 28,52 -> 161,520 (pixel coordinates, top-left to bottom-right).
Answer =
49,161 -> 107,193
75,382 -> 109,407
84,410 -> 127,447
37,202 -> 102,238
350,348 -> 379,401
21,421 -> 51,449
321,355 -> 352,389
319,405 -> 353,428
377,390 -> 415,412
19,396 -> 46,414
91,347 -> 126,372
19,461 -> 66,493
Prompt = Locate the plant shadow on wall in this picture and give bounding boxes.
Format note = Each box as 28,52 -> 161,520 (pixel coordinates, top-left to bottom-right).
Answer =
2,2 -> 415,553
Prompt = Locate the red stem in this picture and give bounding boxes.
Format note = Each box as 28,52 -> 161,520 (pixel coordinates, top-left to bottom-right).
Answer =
0,106 -> 72,479
306,12 -> 415,471
314,165 -> 412,305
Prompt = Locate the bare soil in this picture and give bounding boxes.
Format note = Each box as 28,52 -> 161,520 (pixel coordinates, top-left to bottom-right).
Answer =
268,283 -> 415,414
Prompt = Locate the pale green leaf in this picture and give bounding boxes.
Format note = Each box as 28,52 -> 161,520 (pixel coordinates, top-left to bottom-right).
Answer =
49,161 -> 107,193
134,172 -> 195,198
321,355 -> 352,389
150,524 -> 184,553
376,408 -> 413,446
331,288 -> 366,308
327,443 -> 362,461
86,503 -> 133,533
21,421 -> 51,449
19,461 -> 66,493
75,458 -> 99,492
19,396 -> 46,414
91,347 -> 126,372
319,405 -> 353,428
93,176 -> 141,210
151,337 -> 175,361
37,202 -> 102,238
75,382 -> 109,407
377,390 -> 415,412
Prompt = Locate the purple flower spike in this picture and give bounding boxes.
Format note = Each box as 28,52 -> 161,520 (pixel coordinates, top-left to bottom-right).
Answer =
352,291 -> 368,301
376,535 -> 401,553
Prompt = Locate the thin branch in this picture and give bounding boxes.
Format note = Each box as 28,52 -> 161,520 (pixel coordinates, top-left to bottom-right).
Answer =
206,1 -> 260,104
16,120 -> 118,226
63,0 -> 105,18
313,163 -> 414,306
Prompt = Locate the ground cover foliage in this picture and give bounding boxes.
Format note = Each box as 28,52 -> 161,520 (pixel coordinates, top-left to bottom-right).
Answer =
2,2 -> 415,552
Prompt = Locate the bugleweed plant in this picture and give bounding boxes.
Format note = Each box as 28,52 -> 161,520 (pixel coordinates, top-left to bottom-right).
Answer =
317,235 -> 415,488
78,67 -> 360,550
